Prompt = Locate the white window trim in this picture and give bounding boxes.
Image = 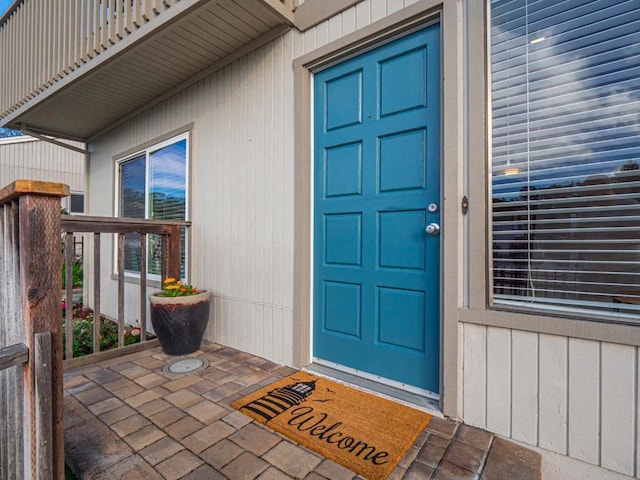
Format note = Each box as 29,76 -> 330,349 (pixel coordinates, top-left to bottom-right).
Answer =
62,191 -> 85,215
70,192 -> 85,215
113,132 -> 190,282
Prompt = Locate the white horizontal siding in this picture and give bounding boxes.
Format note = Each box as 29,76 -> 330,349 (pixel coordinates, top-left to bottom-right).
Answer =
462,323 -> 639,478
0,137 -> 84,192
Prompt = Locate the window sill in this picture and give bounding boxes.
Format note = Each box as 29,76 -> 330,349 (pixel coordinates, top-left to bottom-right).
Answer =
458,306 -> 640,347
110,273 -> 162,291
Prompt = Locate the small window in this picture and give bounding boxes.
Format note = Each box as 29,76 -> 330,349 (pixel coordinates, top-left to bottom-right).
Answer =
70,193 -> 84,214
489,1 -> 640,323
116,134 -> 188,278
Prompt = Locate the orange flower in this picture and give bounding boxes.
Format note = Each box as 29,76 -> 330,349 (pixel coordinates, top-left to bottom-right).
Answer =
159,278 -> 201,297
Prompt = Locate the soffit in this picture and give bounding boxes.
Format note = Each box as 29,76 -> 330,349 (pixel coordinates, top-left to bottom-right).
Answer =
5,0 -> 288,141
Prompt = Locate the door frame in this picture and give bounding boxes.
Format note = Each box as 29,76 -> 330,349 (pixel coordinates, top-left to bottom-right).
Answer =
292,0 -> 463,418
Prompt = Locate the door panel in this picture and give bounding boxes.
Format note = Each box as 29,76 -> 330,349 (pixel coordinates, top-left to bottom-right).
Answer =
313,24 -> 441,394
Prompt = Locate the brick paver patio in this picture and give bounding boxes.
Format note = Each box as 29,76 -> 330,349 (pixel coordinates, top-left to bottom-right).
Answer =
64,342 -> 541,479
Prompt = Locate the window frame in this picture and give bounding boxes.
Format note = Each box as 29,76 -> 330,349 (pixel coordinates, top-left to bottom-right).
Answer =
62,191 -> 85,215
486,0 -> 640,325
459,0 -> 640,346
113,131 -> 190,281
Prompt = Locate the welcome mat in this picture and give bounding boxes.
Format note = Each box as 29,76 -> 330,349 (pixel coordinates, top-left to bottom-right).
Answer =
231,372 -> 432,480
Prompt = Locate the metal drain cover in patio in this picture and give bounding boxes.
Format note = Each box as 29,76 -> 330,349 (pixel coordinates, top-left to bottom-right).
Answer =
163,357 -> 209,375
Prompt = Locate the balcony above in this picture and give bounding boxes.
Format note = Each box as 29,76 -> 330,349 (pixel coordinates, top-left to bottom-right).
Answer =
0,0 -> 294,141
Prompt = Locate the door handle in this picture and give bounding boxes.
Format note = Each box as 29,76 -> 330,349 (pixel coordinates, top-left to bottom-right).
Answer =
425,223 -> 440,236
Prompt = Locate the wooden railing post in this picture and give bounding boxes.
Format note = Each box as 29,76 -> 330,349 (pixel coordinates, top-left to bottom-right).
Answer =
0,180 -> 69,480
139,232 -> 147,341
165,224 -> 181,281
0,199 -> 21,480
65,231 -> 74,359
34,332 -> 53,480
93,233 -> 101,352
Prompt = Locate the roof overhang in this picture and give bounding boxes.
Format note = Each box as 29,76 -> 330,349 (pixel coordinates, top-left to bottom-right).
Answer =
1,0 -> 292,141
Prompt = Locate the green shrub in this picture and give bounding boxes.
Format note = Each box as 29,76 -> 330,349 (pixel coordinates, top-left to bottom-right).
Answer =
62,261 -> 83,288
62,315 -> 141,359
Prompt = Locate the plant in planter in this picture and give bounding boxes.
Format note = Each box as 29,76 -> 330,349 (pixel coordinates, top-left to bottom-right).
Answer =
149,278 -> 211,355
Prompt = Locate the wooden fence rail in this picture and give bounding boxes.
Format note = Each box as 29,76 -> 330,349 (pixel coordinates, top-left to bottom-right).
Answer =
0,335 -> 54,480
61,215 -> 189,362
0,343 -> 28,370
0,180 -> 67,480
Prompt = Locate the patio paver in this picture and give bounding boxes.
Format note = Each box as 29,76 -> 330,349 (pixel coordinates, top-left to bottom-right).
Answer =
64,341 -> 541,480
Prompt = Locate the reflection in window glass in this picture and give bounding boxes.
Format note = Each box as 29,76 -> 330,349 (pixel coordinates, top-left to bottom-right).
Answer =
490,0 -> 640,322
150,140 -> 186,222
118,136 -> 188,278
149,140 -> 187,277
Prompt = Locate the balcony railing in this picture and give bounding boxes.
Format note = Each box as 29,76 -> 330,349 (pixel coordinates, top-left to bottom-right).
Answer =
61,214 -> 190,365
0,178 -> 193,477
1,0 -> 185,121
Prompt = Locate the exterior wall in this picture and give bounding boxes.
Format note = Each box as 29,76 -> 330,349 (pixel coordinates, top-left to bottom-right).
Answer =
462,323 -> 639,478
87,0 -> 425,366
88,33 -> 297,364
0,136 -> 84,193
86,1 -> 639,478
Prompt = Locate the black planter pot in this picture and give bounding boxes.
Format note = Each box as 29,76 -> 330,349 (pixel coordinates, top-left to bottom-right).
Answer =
149,291 -> 211,355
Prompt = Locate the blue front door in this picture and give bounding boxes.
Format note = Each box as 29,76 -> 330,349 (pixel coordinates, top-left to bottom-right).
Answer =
313,25 -> 441,394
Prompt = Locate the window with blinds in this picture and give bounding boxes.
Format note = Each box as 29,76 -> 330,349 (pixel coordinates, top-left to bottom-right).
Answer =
118,134 -> 188,278
489,0 -> 640,323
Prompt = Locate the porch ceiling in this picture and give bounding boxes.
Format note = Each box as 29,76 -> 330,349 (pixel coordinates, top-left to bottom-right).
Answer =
3,0 -> 290,141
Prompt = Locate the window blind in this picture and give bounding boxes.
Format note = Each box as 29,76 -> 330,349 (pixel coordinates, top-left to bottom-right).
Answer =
149,139 -> 187,223
490,0 -> 640,323
148,139 -> 187,278
120,155 -> 145,273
